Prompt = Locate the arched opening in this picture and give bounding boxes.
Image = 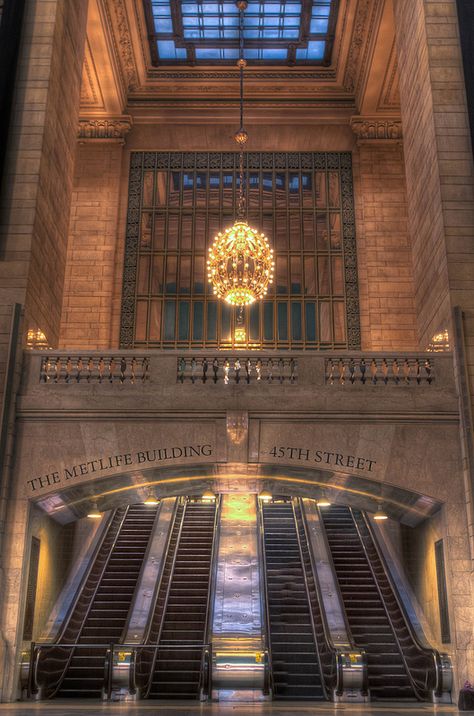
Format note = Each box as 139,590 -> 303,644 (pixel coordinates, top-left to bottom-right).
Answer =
21,464 -> 451,704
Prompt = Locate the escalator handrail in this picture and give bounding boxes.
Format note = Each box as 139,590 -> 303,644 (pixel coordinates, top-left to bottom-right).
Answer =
34,506 -> 131,697
291,500 -> 330,701
349,508 -> 433,700
140,497 -> 182,647
200,495 -> 222,698
256,499 -> 274,697
119,501 -> 162,644
294,499 -> 344,696
143,497 -> 188,698
356,509 -> 443,697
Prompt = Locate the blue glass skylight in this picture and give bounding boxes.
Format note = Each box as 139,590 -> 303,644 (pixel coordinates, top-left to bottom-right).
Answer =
147,0 -> 338,65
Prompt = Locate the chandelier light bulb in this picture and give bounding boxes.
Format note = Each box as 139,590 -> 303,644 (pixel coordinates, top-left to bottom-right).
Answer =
208,220 -> 274,306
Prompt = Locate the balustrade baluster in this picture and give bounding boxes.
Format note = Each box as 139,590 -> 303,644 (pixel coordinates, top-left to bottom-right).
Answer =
393,359 -> 400,384
54,357 -> 61,383
109,358 -> 115,383
76,357 -> 83,383
370,358 -> 378,384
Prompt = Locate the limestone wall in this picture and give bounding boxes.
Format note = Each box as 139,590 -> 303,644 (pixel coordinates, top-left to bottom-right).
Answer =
27,506 -> 74,642
60,143 -> 124,349
60,124 -> 419,353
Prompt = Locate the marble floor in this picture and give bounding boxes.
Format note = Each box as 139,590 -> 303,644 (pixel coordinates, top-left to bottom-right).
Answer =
0,702 -> 467,716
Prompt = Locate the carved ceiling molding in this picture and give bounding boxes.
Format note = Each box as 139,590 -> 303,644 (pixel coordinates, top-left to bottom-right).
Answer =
379,42 -> 400,110
343,0 -> 380,96
78,116 -> 133,142
350,115 -> 402,142
80,40 -> 105,109
102,0 -> 139,92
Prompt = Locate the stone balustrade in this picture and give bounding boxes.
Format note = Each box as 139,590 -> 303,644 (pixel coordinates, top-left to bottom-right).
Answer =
39,355 -> 150,384
176,356 -> 298,384
325,356 -> 434,385
34,352 -> 438,387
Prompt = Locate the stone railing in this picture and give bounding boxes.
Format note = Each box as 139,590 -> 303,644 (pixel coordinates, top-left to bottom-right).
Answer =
325,356 -> 434,385
39,355 -> 150,384
33,352 -> 441,389
177,356 -> 297,384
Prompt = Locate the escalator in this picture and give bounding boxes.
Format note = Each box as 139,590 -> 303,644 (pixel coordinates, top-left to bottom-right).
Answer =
261,501 -> 326,701
35,503 -> 158,698
144,499 -> 217,699
320,505 -> 438,701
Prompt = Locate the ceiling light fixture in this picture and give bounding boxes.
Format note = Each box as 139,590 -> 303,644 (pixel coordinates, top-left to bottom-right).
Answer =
258,489 -> 273,503
202,490 -> 217,503
87,503 -> 102,519
144,490 -> 159,506
373,504 -> 388,521
316,492 -> 331,508
207,0 -> 274,339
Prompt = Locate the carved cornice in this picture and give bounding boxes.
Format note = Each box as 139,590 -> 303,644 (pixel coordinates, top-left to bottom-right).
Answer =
379,41 -> 401,111
103,0 -> 139,92
78,116 -> 133,141
350,116 -> 402,142
343,0 -> 372,94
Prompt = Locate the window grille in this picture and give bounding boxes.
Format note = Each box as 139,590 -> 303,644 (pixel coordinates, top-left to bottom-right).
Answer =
120,152 -> 360,350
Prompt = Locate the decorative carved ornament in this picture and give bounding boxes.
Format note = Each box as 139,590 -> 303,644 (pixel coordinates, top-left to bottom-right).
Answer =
343,0 -> 373,94
103,0 -> 139,92
78,117 -> 133,141
350,116 -> 403,142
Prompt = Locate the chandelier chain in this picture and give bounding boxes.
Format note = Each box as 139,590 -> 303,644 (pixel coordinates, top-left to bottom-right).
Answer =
238,2 -> 246,220
207,0 -> 274,310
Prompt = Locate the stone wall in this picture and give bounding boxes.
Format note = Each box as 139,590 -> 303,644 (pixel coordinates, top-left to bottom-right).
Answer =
60,142 -> 123,349
394,0 -> 474,683
353,143 -> 418,351
27,506 -> 73,641
64,124 -> 419,353
0,0 -> 88,700
402,513 -> 445,648
0,0 -> 88,351
394,0 -> 474,350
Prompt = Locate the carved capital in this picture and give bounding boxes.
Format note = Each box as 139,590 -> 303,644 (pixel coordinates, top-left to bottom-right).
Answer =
350,116 -> 403,142
78,116 -> 133,142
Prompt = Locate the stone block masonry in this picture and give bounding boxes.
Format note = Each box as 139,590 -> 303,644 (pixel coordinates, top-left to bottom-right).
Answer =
60,142 -> 124,349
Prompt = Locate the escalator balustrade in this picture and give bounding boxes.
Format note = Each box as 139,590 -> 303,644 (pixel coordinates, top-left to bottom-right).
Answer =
320,505 -> 436,701
261,501 -> 326,701
36,504 -> 158,698
145,500 -> 217,699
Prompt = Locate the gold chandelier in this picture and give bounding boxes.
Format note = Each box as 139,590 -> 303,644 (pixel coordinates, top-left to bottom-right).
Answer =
207,1 -> 274,308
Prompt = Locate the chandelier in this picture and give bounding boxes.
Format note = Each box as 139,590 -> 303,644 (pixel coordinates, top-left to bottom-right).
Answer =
207,1 -> 274,309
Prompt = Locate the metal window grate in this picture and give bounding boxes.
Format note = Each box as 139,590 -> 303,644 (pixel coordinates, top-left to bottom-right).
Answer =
120,152 -> 360,350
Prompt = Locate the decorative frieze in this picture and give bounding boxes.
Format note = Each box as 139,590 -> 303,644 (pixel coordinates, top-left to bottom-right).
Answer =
77,116 -> 132,141
351,116 -> 403,142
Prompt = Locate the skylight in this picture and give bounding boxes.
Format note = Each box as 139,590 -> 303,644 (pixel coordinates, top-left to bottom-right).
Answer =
145,0 -> 339,65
